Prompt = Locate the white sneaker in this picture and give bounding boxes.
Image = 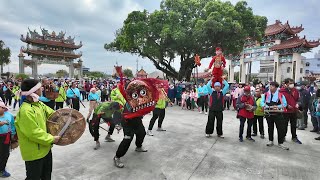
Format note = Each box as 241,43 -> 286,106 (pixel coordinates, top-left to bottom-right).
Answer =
199,111 -> 203,114
278,144 -> 289,150
205,112 -> 208,115
147,130 -> 154,136
266,141 -> 274,147
205,134 -> 211,138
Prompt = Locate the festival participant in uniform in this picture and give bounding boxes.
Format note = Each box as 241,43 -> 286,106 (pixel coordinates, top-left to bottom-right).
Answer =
236,86 -> 257,142
261,82 -> 289,150
205,79 -> 229,138
15,79 -> 60,179
55,83 -> 67,110
147,89 -> 171,136
12,82 -> 21,111
87,88 -> 100,121
208,47 -> 226,85
279,78 -> 302,144
89,102 -> 122,150
252,88 -> 265,138
0,101 -> 16,178
197,81 -> 209,115
66,82 -> 82,111
39,78 -> 57,109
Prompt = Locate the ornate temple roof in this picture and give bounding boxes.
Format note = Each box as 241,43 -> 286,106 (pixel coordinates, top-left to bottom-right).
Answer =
137,69 -> 147,76
20,27 -> 82,49
22,47 -> 82,59
21,36 -> 82,49
270,36 -> 320,51
265,20 -> 304,36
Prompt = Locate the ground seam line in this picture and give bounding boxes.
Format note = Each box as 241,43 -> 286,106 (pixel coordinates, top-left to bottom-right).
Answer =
187,138 -> 218,180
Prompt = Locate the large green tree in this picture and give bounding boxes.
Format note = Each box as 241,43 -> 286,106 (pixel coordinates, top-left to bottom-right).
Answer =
105,0 -> 267,80
123,68 -> 134,78
0,40 -> 11,74
56,69 -> 69,78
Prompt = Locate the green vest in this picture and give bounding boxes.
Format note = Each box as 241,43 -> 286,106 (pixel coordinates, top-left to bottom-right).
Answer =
254,95 -> 264,116
55,87 -> 66,102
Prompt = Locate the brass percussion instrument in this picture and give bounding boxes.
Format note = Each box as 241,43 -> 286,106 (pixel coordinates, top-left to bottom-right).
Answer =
47,108 -> 86,146
264,106 -> 285,114
245,104 -> 254,111
44,84 -> 59,100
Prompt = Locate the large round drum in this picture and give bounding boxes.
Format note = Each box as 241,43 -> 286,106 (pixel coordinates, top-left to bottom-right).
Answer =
47,108 -> 86,146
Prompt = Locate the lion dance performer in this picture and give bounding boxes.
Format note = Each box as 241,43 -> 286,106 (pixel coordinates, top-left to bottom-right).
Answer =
112,66 -> 168,168
208,47 -> 226,85
88,101 -> 122,150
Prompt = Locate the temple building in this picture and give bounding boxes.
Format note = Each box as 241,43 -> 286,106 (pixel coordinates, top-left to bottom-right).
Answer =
136,68 -> 148,78
229,20 -> 320,83
19,27 -> 83,79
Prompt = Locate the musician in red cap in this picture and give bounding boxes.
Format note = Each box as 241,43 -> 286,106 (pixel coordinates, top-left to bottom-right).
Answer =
208,47 -> 226,84
236,86 -> 257,142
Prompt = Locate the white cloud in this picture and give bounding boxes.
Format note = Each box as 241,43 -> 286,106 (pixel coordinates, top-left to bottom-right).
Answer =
1,0 -> 320,76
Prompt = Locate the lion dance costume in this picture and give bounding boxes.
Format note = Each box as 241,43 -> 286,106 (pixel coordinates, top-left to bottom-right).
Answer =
112,66 -> 169,168
208,47 -> 226,85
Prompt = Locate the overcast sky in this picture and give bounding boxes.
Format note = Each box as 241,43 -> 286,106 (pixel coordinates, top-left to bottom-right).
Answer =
1,0 -> 319,75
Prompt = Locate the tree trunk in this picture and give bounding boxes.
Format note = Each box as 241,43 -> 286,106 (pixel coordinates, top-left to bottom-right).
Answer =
0,64 -> 3,75
178,58 -> 195,81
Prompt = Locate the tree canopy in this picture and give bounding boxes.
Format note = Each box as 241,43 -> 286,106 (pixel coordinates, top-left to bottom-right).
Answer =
0,40 -> 11,74
56,69 -> 69,78
105,0 -> 267,80
123,68 -> 134,78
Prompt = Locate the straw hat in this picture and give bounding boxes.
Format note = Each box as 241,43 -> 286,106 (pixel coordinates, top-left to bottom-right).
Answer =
0,101 -> 9,111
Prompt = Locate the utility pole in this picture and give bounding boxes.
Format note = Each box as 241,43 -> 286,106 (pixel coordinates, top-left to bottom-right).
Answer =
136,58 -> 139,75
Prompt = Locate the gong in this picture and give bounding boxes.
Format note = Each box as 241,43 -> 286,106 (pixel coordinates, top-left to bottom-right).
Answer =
47,108 -> 86,146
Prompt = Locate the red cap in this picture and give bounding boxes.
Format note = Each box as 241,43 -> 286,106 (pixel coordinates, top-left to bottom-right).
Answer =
244,86 -> 251,92
216,47 -> 222,51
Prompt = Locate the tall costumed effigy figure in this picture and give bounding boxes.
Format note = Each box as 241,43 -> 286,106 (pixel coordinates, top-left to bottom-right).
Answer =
208,47 -> 226,85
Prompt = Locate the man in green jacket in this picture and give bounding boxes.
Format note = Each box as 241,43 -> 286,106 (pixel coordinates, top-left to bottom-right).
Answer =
252,88 -> 265,139
15,79 -> 60,180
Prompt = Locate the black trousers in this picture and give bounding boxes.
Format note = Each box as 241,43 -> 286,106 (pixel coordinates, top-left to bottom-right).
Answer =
205,110 -> 223,135
199,96 -> 208,112
148,108 -> 165,130
0,137 -> 10,172
91,118 -> 115,141
25,150 -> 52,180
80,91 -> 86,101
101,95 -> 107,102
71,98 -> 80,111
253,115 -> 264,135
116,118 -> 146,158
284,113 -> 297,139
224,98 -> 231,110
311,116 -> 318,130
303,109 -> 308,126
43,100 -> 55,110
55,102 -> 63,110
266,114 -> 285,144
239,117 -> 254,138
186,98 -> 192,110
5,96 -> 12,106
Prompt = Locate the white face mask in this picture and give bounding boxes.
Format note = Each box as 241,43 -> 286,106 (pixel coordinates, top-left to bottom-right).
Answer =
289,84 -> 294,89
296,87 -> 301,90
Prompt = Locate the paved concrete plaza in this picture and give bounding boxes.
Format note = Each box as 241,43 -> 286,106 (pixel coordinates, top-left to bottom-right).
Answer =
6,102 -> 320,180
